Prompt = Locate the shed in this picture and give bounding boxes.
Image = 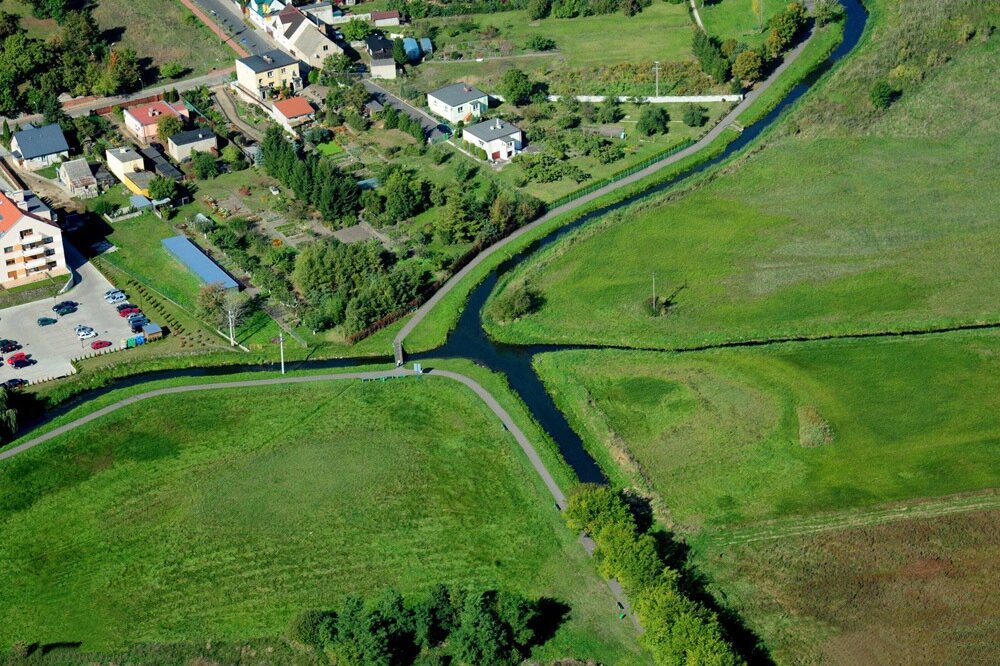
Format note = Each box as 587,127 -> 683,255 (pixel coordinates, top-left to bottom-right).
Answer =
129,194 -> 153,210
419,37 -> 433,55
142,323 -> 163,341
402,37 -> 420,62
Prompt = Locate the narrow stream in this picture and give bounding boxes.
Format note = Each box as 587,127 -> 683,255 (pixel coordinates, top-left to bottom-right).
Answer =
21,0 -> 868,483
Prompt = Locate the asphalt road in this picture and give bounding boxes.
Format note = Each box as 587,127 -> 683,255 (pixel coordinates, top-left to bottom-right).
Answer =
362,79 -> 451,143
392,21 -> 820,364
191,0 -> 274,56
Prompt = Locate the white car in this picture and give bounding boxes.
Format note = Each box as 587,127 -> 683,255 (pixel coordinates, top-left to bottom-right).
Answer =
104,289 -> 123,298
76,326 -> 97,339
106,293 -> 127,304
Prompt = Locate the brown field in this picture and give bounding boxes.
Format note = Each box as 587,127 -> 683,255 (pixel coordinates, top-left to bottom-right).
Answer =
697,508 -> 1000,665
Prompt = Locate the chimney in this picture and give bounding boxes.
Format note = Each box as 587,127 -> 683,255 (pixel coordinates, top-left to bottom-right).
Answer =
494,119 -> 501,130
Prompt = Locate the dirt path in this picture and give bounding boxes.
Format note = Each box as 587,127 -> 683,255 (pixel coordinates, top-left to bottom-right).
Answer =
214,86 -> 265,142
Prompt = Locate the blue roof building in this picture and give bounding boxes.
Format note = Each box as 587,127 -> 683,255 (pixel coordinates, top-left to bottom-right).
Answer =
162,236 -> 239,290
419,38 -> 433,55
10,123 -> 69,170
403,37 -> 421,62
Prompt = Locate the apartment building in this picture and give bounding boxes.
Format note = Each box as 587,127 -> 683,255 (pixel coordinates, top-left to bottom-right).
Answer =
0,191 -> 67,287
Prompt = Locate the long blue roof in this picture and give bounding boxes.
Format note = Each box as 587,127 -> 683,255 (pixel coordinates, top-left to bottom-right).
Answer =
162,236 -> 239,290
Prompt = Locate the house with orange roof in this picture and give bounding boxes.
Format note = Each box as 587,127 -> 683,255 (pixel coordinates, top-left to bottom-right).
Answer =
122,101 -> 190,144
271,97 -> 315,134
0,191 -> 67,287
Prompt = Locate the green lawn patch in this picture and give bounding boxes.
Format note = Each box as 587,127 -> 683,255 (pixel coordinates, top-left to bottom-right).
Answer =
315,141 -> 344,156
34,164 -> 59,180
534,332 -> 1000,531
485,29 -> 1000,349
699,0 -> 783,48
0,378 -> 645,663
0,276 -> 62,308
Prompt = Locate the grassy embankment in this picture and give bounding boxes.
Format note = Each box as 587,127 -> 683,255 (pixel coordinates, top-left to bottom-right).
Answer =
0,375 -> 646,663
483,1 -> 1000,350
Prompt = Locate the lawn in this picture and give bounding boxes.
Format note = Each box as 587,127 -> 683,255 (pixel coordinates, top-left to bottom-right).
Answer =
91,0 -> 234,81
484,20 -> 1000,349
699,0 -> 783,48
534,332 -> 1000,530
99,213 -> 206,311
697,508 -> 1000,665
315,141 -> 344,156
0,377 -> 646,663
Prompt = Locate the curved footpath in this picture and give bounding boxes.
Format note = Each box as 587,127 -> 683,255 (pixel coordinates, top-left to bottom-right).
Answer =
393,24 -> 818,364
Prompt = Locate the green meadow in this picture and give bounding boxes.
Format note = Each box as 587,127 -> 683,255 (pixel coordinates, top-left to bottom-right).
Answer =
0,378 -> 645,663
534,332 -> 1000,530
484,4 -> 1000,350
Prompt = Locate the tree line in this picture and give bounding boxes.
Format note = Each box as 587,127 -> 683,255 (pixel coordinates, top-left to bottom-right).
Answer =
0,8 -> 141,116
287,584 -> 565,665
565,485 -> 743,666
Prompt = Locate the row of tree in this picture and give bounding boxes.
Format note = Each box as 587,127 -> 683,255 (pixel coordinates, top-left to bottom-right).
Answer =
261,125 -> 361,224
287,584 -> 562,665
0,9 -> 142,116
527,0 -> 651,20
564,485 -> 742,665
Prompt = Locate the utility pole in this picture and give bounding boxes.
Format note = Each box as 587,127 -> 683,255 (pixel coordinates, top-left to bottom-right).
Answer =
279,330 -> 285,375
654,61 -> 660,97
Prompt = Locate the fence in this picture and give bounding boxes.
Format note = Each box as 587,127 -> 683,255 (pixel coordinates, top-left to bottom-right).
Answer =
546,138 -> 696,210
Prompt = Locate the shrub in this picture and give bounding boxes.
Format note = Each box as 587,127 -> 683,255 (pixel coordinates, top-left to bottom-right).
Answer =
490,282 -> 542,322
732,48 -> 764,84
682,104 -> 708,127
636,106 -> 670,135
870,80 -> 896,109
525,35 -> 556,51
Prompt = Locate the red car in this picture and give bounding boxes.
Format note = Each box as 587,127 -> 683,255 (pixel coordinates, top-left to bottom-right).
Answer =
6,352 -> 28,366
118,307 -> 142,317
91,340 -> 113,350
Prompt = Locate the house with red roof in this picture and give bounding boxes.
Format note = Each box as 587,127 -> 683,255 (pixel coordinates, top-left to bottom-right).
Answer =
271,97 -> 315,134
122,101 -> 190,144
0,191 -> 67,287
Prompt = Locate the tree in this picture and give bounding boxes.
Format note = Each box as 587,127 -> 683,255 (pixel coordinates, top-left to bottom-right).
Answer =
191,151 -> 219,179
0,120 -> 10,149
222,291 -> 249,346
452,593 -> 515,666
0,388 -> 19,444
526,0 -> 551,19
156,114 -> 184,144
498,68 -> 533,106
870,80 -> 895,110
196,283 -> 227,326
221,143 -> 243,164
594,97 -> 622,123
323,53 -> 353,73
341,18 -> 372,41
0,11 -> 21,41
731,48 -> 764,84
160,61 -> 185,79
636,106 -> 670,136
148,176 -> 176,201
813,0 -> 843,26
392,38 -> 407,66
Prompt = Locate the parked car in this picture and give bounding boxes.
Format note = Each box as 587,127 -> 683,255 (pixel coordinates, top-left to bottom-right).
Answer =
10,358 -> 34,369
0,340 -> 19,353
53,300 -> 78,310
54,304 -> 77,316
130,323 -> 146,334
107,293 -> 128,304
119,307 -> 142,318
1,378 -> 27,391
116,303 -> 137,312
75,326 -> 97,339
37,317 -> 57,326
128,318 -> 149,328
91,340 -> 112,350
6,352 -> 27,366
104,289 -> 123,298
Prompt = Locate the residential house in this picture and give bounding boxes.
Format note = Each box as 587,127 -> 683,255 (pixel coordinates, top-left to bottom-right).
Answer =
235,50 -> 302,101
462,118 -> 524,161
9,124 -> 69,171
272,97 -> 315,134
299,1 -> 337,24
58,158 -> 98,198
371,9 -> 400,26
428,83 -> 488,124
365,34 -> 396,80
244,0 -> 286,32
0,191 -> 67,287
105,147 -> 144,183
168,128 -> 218,162
276,6 -> 343,68
123,101 -> 190,144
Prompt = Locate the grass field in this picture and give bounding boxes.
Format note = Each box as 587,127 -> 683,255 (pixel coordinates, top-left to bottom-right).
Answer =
484,2 -> 1000,349
534,332 -> 1000,530
698,508 -> 1000,665
0,377 -> 646,663
315,141 -> 344,156
699,0 -> 783,48
91,0 -> 234,81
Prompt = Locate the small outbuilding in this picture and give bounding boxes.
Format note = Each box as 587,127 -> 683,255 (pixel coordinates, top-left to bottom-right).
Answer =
141,323 -> 164,341
58,158 -> 98,198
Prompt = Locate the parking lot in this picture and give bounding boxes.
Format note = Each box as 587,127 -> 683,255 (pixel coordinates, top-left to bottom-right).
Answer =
0,260 -> 136,385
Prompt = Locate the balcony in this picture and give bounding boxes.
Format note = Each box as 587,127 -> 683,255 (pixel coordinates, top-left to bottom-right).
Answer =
24,256 -> 49,270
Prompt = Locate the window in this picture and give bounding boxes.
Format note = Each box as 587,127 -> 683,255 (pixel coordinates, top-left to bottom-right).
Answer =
4,259 -> 13,266
268,71 -> 274,78
20,229 -> 33,239
7,271 -> 15,279
3,247 -> 12,253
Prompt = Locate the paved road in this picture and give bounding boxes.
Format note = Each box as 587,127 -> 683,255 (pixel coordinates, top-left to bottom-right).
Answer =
189,0 -> 274,56
393,24 -> 818,364
362,79 -> 450,143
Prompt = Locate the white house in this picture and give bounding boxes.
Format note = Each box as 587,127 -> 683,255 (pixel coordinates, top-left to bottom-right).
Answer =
0,190 -> 68,287
244,0 -> 286,31
168,129 -> 218,162
9,124 -> 69,171
462,118 -> 524,161
275,5 -> 343,67
427,83 -> 488,124
58,159 -> 98,198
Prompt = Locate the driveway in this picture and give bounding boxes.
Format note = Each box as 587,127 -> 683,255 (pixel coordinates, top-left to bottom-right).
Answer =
0,248 -> 133,385
362,80 -> 450,143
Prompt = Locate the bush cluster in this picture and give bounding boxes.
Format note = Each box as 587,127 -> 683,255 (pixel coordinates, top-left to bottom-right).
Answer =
490,282 -> 543,322
565,485 -> 743,666
380,105 -> 427,142
287,584 -> 558,666
514,153 -> 591,184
